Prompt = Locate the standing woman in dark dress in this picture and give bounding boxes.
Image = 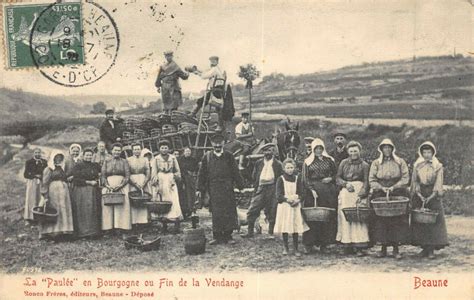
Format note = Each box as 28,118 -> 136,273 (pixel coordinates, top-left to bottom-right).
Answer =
39,150 -> 74,240
410,141 -> 448,259
23,148 -> 47,224
178,147 -> 199,218
302,138 -> 338,254
369,138 -> 410,259
65,143 -> 82,181
71,148 -> 101,238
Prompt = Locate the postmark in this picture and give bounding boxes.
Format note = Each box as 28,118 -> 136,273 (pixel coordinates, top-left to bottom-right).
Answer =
32,1 -> 119,87
3,2 -> 84,69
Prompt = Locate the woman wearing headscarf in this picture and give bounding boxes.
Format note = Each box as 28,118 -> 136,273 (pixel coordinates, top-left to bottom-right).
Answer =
39,150 -> 74,240
23,148 -> 47,223
302,138 -> 338,254
70,148 -> 101,238
335,141 -> 370,256
369,138 -> 410,259
92,141 -> 111,166
410,141 -> 448,259
65,143 -> 82,181
101,143 -> 132,232
141,148 -> 159,220
127,143 -> 151,226
151,140 -> 183,233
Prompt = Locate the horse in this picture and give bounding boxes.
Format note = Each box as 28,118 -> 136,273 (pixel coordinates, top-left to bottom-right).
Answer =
273,121 -> 300,161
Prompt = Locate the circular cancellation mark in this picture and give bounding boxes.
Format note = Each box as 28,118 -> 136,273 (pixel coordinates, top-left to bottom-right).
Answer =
29,1 -> 120,87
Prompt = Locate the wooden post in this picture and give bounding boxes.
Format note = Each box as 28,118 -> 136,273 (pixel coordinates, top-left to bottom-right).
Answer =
248,82 -> 252,122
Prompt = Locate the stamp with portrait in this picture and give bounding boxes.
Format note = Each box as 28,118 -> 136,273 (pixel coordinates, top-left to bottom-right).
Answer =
3,2 -> 84,69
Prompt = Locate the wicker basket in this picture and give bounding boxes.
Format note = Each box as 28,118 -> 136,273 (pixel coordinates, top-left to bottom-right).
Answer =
342,205 -> 373,223
371,190 -> 409,217
411,201 -> 438,224
103,191 -> 125,206
146,201 -> 172,214
129,190 -> 152,207
124,235 -> 161,251
32,204 -> 58,223
302,207 -> 335,222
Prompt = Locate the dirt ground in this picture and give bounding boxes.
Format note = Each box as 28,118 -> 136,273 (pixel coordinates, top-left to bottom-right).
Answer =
0,159 -> 473,274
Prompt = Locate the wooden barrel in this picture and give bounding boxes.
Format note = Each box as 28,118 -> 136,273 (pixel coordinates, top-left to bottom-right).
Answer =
183,228 -> 206,255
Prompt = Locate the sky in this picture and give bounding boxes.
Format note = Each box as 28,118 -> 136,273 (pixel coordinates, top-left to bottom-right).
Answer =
0,0 -> 472,96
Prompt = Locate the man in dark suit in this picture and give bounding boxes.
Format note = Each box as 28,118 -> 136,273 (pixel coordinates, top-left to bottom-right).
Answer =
241,143 -> 283,238
99,109 -> 124,151
328,131 -> 349,169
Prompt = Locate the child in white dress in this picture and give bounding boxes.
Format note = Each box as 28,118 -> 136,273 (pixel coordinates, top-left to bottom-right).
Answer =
274,158 -> 309,256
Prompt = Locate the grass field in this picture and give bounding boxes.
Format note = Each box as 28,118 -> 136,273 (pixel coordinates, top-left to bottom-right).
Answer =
252,101 -> 473,120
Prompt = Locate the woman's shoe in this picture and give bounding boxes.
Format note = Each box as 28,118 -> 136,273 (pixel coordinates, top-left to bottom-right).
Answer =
356,250 -> 367,257
419,248 -> 429,258
320,245 -> 330,254
393,246 -> 402,259
428,250 -> 435,259
376,246 -> 387,258
282,248 -> 289,255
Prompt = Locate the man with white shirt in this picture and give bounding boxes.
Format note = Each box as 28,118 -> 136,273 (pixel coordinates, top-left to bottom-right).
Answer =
99,109 -> 124,151
190,56 -> 226,128
241,143 -> 283,238
228,112 -> 256,170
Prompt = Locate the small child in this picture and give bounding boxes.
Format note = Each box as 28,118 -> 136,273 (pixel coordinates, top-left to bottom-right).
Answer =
274,158 -> 309,256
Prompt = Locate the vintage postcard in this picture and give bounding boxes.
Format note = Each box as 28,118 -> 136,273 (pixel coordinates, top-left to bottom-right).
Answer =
0,0 -> 472,299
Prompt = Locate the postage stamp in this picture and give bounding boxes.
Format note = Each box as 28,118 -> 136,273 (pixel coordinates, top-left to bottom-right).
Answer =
3,2 -> 84,69
35,1 -> 119,87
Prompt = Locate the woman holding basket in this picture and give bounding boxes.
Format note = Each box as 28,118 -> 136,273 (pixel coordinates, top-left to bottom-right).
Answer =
410,141 -> 448,259
39,150 -> 74,241
127,143 -> 151,226
301,138 -> 338,254
369,138 -> 410,259
101,143 -> 131,232
151,140 -> 183,233
335,141 -> 370,256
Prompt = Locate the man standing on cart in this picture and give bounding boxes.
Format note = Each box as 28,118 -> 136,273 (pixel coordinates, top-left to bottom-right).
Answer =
190,56 -> 227,131
155,50 -> 189,115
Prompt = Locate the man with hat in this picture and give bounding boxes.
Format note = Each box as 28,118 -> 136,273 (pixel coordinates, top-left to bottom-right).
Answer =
328,131 -> 349,168
241,143 -> 283,238
99,109 -> 124,151
197,134 -> 244,245
296,136 -> 314,171
155,50 -> 189,115
190,56 -> 227,129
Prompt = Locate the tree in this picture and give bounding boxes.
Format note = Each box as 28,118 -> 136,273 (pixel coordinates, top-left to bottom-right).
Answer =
91,101 -> 107,114
238,64 -> 260,121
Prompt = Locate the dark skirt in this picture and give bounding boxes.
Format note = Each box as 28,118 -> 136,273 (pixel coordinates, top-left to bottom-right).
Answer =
302,181 -> 338,247
411,185 -> 449,249
370,188 -> 410,245
71,185 -> 101,238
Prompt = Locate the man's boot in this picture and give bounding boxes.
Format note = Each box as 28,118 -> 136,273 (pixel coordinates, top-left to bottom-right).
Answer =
240,221 -> 255,238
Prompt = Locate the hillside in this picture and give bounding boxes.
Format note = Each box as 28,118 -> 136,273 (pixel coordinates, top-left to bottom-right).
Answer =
0,88 -> 87,122
235,55 -> 473,108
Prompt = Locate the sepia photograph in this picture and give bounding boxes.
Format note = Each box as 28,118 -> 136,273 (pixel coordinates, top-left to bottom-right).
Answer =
0,0 -> 472,299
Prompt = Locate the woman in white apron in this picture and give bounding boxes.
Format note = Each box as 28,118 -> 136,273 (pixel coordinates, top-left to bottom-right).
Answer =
335,141 -> 371,256
151,140 -> 183,233
127,144 -> 151,225
101,143 -> 131,232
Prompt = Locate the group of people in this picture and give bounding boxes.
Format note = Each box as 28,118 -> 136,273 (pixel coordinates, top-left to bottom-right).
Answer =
238,132 -> 448,259
23,120 -> 448,260
23,140 -> 199,240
